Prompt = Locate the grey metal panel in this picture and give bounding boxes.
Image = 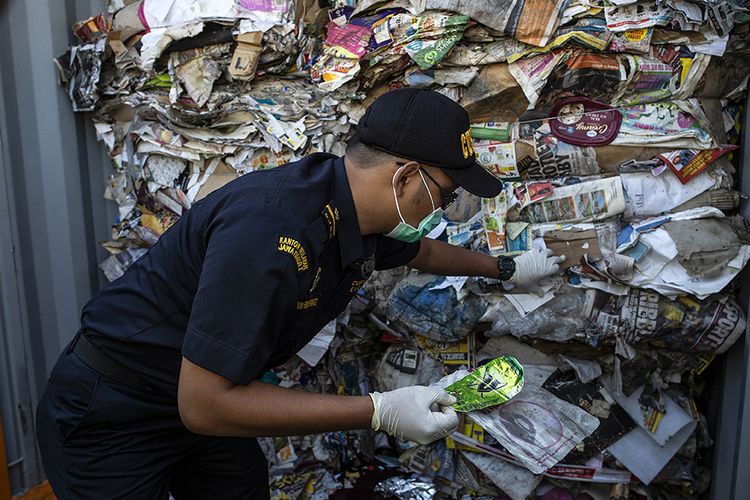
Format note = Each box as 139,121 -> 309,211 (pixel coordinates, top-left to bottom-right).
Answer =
0,0 -> 112,493
709,94 -> 750,500
0,51 -> 45,494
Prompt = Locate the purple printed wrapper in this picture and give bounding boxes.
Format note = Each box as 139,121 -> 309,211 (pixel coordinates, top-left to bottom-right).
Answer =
325,22 -> 373,59
350,9 -> 403,52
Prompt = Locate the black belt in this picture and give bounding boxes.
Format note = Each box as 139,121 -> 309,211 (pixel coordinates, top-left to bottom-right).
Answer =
72,332 -> 153,393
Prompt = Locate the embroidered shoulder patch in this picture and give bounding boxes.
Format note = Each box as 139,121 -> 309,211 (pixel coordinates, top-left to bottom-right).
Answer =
349,279 -> 367,293
297,297 -> 319,310
277,235 -> 309,272
321,202 -> 339,239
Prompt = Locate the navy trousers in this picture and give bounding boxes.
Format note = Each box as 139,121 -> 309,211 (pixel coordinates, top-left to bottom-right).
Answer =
35,347 -> 270,499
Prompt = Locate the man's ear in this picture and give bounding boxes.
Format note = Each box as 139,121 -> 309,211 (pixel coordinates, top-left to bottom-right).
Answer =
393,161 -> 420,197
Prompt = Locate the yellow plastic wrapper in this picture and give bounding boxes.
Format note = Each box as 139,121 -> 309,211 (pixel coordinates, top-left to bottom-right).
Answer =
446,356 -> 525,412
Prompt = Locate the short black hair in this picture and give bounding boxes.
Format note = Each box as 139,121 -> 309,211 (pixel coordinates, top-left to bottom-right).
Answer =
345,134 -> 399,168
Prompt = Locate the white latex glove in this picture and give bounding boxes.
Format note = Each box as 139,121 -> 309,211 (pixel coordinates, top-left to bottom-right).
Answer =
509,247 -> 565,295
369,386 -> 459,444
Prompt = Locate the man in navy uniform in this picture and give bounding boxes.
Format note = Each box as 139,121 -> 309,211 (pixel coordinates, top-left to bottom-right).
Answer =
36,89 -> 563,499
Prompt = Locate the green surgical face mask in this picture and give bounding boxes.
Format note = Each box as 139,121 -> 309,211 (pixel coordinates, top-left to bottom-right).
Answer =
385,166 -> 444,243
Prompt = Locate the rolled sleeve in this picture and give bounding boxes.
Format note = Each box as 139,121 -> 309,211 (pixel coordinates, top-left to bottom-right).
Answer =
184,210 -> 300,384
374,236 -> 421,270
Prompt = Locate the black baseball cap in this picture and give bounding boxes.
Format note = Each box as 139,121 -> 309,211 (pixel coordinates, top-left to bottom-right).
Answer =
356,88 -> 503,198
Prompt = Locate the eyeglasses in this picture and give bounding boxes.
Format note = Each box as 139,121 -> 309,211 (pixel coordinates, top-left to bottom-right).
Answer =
397,162 -> 458,210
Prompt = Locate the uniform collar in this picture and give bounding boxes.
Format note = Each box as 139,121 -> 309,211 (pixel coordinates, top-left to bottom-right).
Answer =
333,157 -> 368,268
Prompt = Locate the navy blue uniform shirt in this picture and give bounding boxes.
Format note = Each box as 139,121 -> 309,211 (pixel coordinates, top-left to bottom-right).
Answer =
81,153 -> 420,394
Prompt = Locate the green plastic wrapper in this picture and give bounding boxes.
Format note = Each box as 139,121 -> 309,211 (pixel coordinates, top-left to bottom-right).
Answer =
446,356 -> 525,412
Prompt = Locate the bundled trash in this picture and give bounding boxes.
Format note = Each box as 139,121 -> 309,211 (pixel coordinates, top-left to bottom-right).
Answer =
58,0 -> 750,498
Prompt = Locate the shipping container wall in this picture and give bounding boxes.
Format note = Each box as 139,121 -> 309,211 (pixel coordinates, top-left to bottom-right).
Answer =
0,0 -> 115,493
0,0 -> 749,498
709,119 -> 750,499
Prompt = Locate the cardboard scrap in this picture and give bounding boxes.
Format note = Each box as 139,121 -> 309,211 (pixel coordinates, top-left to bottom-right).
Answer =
231,31 -> 263,80
544,229 -> 602,269
196,161 -> 239,201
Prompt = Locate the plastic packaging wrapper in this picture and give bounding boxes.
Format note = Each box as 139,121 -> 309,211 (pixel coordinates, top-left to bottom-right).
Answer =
439,370 -> 600,475
445,356 -> 525,412
486,287 -> 590,342
386,272 -> 486,342
59,0 -> 750,497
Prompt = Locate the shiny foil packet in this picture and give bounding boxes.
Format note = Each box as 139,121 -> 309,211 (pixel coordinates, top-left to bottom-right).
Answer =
446,356 -> 525,412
